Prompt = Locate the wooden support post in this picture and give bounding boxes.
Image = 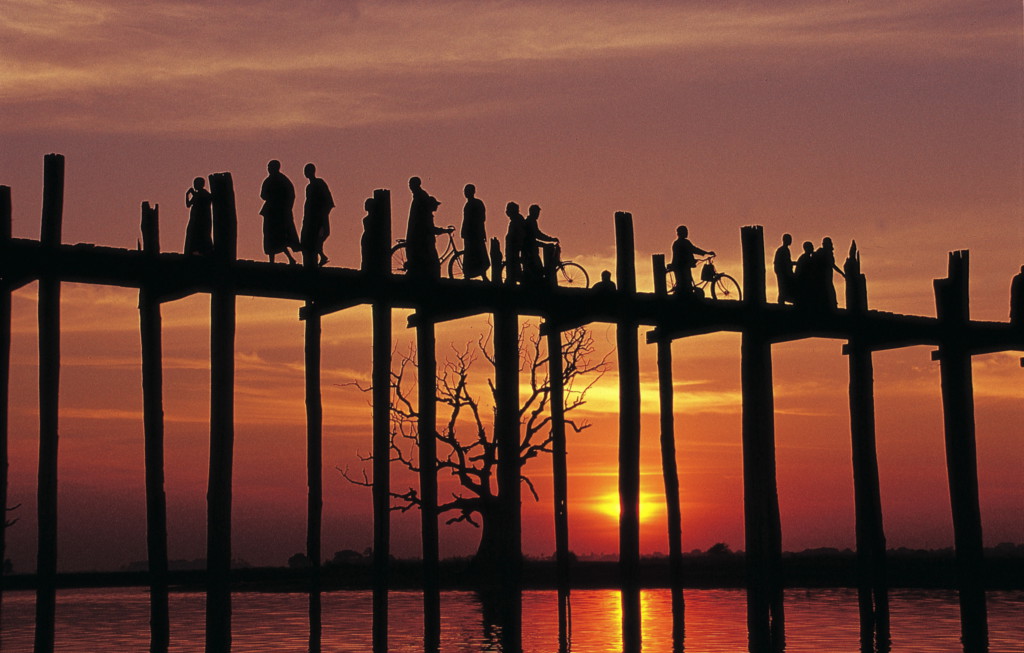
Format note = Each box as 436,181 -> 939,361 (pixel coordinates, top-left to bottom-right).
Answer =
739,225 -> 784,652
35,153 -> 63,653
933,251 -> 988,652
416,315 -> 441,652
544,248 -> 571,650
843,247 -> 889,651
206,172 -> 236,653
494,301 -> 522,648
615,212 -> 642,652
140,202 -> 170,653
305,301 -> 323,650
653,254 -> 685,646
0,185 -> 11,635
370,189 -> 392,653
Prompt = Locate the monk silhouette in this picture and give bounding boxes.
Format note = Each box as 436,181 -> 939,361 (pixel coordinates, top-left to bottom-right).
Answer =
504,202 -> 526,284
301,163 -> 334,267
773,233 -> 796,304
592,270 -> 616,293
460,184 -> 489,280
184,176 -> 213,255
260,160 -> 299,264
1011,265 -> 1024,326
793,240 -> 815,306
668,225 -> 713,294
405,176 -> 449,279
814,237 -> 845,308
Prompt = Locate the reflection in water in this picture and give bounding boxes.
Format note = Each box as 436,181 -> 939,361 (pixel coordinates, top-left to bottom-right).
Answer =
0,588 -> 1021,651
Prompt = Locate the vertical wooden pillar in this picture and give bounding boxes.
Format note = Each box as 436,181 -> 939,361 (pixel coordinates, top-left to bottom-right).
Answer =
0,185 -> 11,636
416,315 -> 440,652
615,212 -> 642,652
494,301 -> 522,649
543,241 -> 571,649
843,246 -> 889,651
370,189 -> 392,653
305,302 -> 323,651
140,202 -> 170,652
933,251 -> 988,652
206,172 -> 236,653
739,225 -> 784,652
653,254 -> 685,646
34,153 -> 64,653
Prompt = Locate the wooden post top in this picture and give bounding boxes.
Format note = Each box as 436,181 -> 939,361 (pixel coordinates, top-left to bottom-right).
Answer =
1,185 -> 11,241
41,153 -> 64,248
615,212 -> 635,295
141,202 -> 160,256
740,225 -> 766,305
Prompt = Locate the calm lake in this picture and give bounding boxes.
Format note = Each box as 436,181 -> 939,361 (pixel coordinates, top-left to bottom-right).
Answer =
1,587 -> 1021,651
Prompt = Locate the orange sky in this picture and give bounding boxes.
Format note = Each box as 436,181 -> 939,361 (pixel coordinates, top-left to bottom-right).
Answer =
1,1 -> 1022,571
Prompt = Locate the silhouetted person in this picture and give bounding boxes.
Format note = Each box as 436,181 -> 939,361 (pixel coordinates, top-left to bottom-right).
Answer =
405,176 -> 450,279
523,204 -> 558,284
460,184 -> 489,280
1011,265 -> 1024,326
793,240 -> 815,306
773,233 -> 796,304
504,202 -> 526,284
814,237 -> 845,308
592,270 -> 616,293
301,163 -> 334,266
184,176 -> 213,255
360,197 -> 381,272
668,225 -> 714,294
260,160 -> 299,264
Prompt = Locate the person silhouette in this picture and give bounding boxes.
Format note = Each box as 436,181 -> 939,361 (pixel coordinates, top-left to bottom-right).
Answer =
773,233 -> 796,304
504,202 -> 526,284
300,163 -> 334,267
814,237 -> 845,308
522,204 -> 558,284
793,240 -> 815,306
460,184 -> 489,280
360,196 -> 379,272
592,270 -> 616,293
184,176 -> 213,255
668,225 -> 713,294
405,176 -> 450,279
260,160 -> 299,264
1011,265 -> 1024,326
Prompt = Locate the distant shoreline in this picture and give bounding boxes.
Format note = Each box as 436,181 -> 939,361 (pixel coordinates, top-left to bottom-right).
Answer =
4,550 -> 1022,592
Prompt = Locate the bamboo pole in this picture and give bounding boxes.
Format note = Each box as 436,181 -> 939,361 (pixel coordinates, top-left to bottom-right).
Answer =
933,251 -> 988,652
543,246 -> 571,651
615,212 -> 642,652
653,254 -> 685,646
139,201 -> 170,652
0,184 -> 11,637
739,225 -> 784,653
416,314 -> 440,652
843,247 -> 889,651
370,188 -> 392,653
206,172 -> 236,653
34,153 -> 64,653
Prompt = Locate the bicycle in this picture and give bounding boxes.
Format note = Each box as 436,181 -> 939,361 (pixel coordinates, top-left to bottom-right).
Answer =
497,243 -> 590,288
669,255 -> 742,300
391,226 -> 465,278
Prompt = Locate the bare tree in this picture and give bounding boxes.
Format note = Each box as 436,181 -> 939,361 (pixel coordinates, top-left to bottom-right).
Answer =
343,325 -> 607,565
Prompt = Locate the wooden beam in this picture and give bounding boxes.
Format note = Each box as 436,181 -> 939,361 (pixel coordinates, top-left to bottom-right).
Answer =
653,254 -> 685,646
206,172 -> 236,653
35,153 -> 64,653
933,251 -> 988,652
739,225 -> 785,652
615,212 -> 642,652
139,202 -> 170,653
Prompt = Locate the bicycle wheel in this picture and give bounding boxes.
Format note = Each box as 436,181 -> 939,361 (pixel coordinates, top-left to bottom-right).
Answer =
711,274 -> 742,301
447,251 -> 464,279
390,242 -> 408,274
557,262 -> 590,288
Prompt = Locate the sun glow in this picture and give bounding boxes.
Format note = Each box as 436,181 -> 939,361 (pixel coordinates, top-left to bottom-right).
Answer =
593,492 -> 664,523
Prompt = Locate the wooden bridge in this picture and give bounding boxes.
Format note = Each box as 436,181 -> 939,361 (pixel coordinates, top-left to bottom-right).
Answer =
1,154 -> 1021,652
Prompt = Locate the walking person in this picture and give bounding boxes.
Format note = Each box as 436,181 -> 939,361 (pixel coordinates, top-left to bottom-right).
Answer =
504,202 -> 526,284
522,204 -> 558,284
460,184 -> 489,280
260,160 -> 299,264
300,163 -> 334,267
773,233 -> 797,304
668,225 -> 714,295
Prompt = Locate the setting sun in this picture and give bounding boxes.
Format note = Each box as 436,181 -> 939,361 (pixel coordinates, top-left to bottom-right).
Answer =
592,492 -> 665,524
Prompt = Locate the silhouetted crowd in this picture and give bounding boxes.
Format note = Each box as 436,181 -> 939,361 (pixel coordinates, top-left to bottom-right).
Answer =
182,164 -> 1024,321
